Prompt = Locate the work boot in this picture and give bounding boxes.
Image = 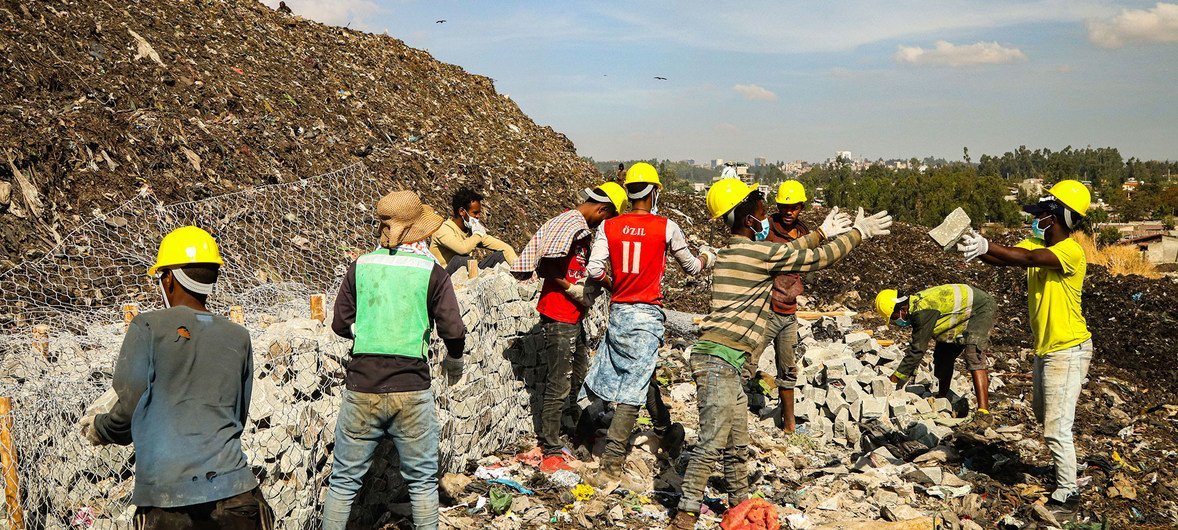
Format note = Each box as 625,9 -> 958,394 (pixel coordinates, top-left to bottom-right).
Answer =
658,423 -> 686,460
667,511 -> 698,530
779,388 -> 796,434
584,456 -> 624,488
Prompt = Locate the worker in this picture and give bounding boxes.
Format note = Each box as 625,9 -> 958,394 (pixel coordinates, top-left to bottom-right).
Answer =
510,182 -> 627,473
580,162 -> 717,487
80,226 -> 274,529
954,179 -> 1092,509
322,191 -> 466,530
873,284 -> 995,415
761,179 -> 820,434
429,187 -> 518,274
668,179 -> 892,530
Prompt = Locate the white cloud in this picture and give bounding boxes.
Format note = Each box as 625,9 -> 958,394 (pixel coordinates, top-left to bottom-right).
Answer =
732,84 -> 777,101
1088,2 -> 1178,48
261,0 -> 382,29
895,40 -> 1027,66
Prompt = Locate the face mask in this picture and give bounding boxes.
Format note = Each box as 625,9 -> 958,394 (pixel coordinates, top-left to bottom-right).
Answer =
1031,217 -> 1053,239
894,317 -> 910,327
751,215 -> 770,241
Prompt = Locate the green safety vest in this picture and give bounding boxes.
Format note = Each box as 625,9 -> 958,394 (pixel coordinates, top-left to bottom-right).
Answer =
910,284 -> 975,342
352,249 -> 434,359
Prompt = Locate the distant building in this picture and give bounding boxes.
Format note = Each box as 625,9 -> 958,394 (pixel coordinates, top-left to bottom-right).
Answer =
1123,178 -> 1142,193
1130,233 -> 1178,264
1018,178 -> 1045,198
757,184 -> 771,196
692,182 -> 708,193
754,157 -> 767,167
836,150 -> 852,161
711,159 -> 725,169
683,159 -> 696,166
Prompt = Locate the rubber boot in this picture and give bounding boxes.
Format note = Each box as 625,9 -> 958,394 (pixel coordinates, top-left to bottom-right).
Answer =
658,423 -> 686,460
779,388 -> 796,434
584,455 -> 624,488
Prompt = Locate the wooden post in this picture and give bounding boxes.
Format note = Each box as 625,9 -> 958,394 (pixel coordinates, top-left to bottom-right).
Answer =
122,303 -> 139,330
309,294 -> 325,324
466,260 -> 479,280
0,397 -> 25,530
30,326 -> 48,360
229,306 -> 244,325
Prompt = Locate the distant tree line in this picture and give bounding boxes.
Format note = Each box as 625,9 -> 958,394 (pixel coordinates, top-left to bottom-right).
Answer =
587,146 -> 1177,225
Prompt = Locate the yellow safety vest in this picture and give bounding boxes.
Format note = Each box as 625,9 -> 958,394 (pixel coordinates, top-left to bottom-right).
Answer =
910,284 -> 975,343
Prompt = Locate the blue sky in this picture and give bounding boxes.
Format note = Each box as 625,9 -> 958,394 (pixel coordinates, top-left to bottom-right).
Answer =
268,1 -> 1178,163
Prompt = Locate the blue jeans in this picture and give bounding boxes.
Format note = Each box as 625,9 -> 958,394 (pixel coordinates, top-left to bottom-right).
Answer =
322,389 -> 439,530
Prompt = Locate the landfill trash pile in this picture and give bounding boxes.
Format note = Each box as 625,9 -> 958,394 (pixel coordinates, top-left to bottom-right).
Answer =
0,0 -> 608,266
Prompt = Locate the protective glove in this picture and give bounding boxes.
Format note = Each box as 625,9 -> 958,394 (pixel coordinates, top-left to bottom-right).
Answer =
699,246 -> 718,269
468,218 -> 488,236
818,206 -> 853,239
79,414 -> 106,446
956,229 -> 989,262
565,280 -> 590,307
442,355 -> 464,385
852,208 -> 893,240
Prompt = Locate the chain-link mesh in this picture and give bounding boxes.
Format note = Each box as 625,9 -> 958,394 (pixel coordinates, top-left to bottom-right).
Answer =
0,163 -> 597,528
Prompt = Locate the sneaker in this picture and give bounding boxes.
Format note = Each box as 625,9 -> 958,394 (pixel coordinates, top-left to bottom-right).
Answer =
1047,491 -> 1081,510
539,453 -> 576,473
658,423 -> 686,460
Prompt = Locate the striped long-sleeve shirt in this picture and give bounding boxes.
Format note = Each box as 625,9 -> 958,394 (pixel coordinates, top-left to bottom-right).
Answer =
699,230 -> 862,356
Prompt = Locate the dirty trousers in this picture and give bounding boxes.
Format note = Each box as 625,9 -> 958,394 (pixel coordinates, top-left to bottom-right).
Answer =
678,354 -> 751,513
1031,339 -> 1093,503
603,378 -> 674,460
323,389 -> 440,530
762,313 -> 800,388
133,489 -> 273,530
538,318 -> 588,455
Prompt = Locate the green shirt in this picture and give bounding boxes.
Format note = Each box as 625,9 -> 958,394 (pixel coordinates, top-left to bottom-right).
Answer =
694,340 -> 749,371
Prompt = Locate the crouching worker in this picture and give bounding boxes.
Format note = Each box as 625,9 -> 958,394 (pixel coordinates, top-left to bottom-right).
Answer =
874,284 -> 995,416
668,179 -> 892,529
80,226 -> 274,529
323,191 -> 467,530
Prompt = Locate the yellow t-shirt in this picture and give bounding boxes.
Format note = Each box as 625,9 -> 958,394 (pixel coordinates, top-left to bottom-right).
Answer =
1014,237 -> 1092,355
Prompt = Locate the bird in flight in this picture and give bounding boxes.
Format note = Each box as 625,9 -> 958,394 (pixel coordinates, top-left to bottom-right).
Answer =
436,19 -> 447,24
654,76 -> 667,80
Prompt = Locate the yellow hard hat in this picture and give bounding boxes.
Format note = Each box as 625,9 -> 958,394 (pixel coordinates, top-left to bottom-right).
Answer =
706,178 -> 760,220
775,180 -> 807,205
624,162 -> 662,189
149,226 -> 224,276
595,182 -> 629,213
1047,179 -> 1091,216
875,289 -> 900,318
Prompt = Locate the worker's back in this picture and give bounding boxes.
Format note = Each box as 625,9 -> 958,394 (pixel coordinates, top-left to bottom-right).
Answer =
96,305 -> 257,507
603,213 -> 669,305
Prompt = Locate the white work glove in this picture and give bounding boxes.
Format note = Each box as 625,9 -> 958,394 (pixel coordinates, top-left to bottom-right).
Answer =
565,280 -> 590,307
79,414 -> 106,446
442,355 -> 464,385
956,229 -> 989,262
468,218 -> 488,236
818,206 -> 853,239
699,246 -> 718,269
853,207 -> 893,240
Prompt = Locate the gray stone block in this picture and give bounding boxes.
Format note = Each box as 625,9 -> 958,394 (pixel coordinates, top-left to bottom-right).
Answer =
929,207 -> 972,250
859,397 -> 887,420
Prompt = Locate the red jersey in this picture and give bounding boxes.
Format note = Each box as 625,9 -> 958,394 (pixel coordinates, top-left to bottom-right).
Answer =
604,213 -> 669,305
536,237 -> 591,323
